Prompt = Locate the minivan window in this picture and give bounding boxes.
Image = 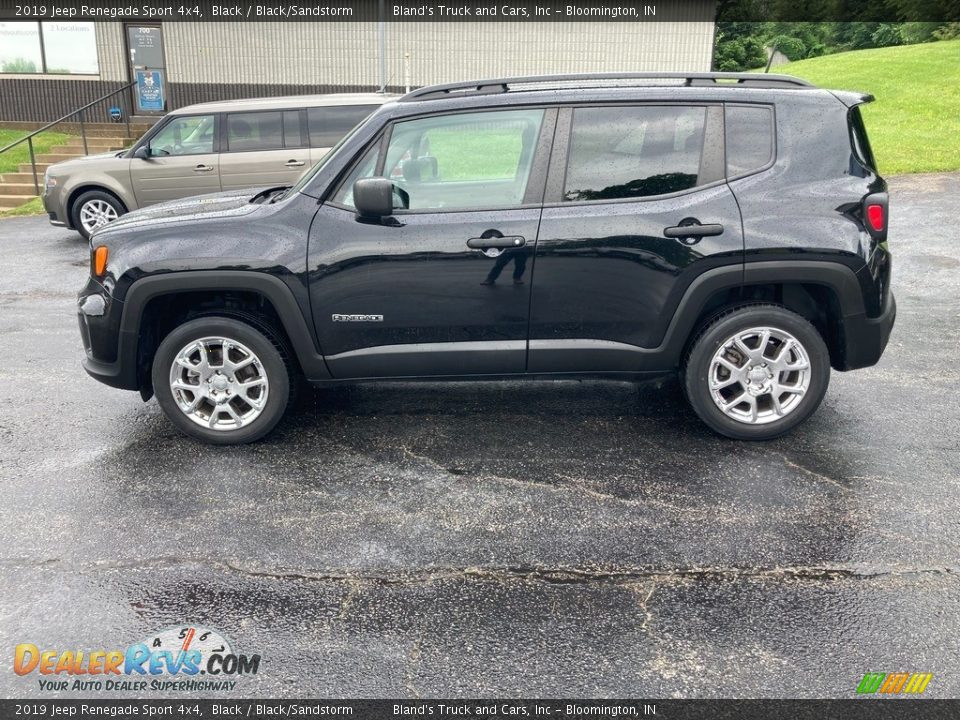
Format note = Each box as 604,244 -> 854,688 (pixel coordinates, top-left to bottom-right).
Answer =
563,106 -> 707,201
308,105 -> 379,148
333,109 -> 545,211
226,111 -> 288,152
149,115 -> 215,156
283,110 -> 305,148
725,105 -> 774,177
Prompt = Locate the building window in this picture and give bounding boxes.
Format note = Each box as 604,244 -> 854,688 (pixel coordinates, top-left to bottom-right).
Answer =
0,21 -> 99,75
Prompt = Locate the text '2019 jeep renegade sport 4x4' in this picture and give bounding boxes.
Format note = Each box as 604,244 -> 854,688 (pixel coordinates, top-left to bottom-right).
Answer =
77,73 -> 895,444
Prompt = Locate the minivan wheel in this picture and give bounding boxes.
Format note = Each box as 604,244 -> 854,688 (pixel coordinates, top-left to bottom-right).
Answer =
681,305 -> 830,440
152,317 -> 291,444
71,190 -> 126,240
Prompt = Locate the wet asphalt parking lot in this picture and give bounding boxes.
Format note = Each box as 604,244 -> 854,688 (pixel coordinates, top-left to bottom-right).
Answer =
0,174 -> 958,700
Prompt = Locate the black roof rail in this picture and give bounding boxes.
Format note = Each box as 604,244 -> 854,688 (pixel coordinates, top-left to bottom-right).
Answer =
400,72 -> 815,101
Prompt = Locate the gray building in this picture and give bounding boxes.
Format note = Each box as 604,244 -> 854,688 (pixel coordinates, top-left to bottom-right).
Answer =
0,15 -> 716,123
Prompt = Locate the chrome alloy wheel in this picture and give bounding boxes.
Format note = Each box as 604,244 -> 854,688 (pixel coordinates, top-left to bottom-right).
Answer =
708,326 -> 811,425
168,336 -> 269,431
79,199 -> 118,234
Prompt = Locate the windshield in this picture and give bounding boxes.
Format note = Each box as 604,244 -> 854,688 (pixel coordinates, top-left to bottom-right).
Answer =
289,112 -> 378,196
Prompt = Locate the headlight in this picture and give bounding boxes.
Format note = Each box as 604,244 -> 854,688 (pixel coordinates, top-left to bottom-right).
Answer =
45,172 -> 57,189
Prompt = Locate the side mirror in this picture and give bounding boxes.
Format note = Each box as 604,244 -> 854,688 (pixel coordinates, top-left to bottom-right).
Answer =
353,177 -> 394,218
133,146 -> 150,160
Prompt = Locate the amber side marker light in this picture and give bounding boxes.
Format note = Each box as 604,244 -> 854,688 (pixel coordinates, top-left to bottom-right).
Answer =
93,246 -> 109,277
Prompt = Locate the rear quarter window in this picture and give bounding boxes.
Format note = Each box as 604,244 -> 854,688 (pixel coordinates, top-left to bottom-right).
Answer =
725,105 -> 774,178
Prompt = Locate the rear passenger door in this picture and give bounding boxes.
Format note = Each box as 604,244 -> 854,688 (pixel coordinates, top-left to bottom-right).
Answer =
218,109 -> 311,190
528,104 -> 746,372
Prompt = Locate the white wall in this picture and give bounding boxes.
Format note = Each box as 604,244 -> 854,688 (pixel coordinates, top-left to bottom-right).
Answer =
161,20 -> 715,88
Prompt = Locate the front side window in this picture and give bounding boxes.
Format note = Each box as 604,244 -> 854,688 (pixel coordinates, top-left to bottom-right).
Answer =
333,108 -> 545,211
149,115 -> 215,156
308,105 -> 379,148
563,106 -> 707,202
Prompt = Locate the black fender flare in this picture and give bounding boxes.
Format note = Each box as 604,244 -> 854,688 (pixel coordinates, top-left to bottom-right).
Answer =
661,260 -> 866,355
119,271 -> 331,381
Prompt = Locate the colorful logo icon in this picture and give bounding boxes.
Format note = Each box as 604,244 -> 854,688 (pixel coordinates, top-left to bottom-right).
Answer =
857,672 -> 933,695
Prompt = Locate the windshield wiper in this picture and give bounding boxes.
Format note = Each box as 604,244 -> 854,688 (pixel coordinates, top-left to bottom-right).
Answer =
249,186 -> 291,204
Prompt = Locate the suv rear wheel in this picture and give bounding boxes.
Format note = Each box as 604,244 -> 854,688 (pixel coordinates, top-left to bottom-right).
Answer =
152,316 -> 292,444
682,305 -> 830,440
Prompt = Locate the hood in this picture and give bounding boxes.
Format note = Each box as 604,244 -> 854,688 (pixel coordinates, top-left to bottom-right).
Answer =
52,150 -> 127,170
94,186 -> 281,237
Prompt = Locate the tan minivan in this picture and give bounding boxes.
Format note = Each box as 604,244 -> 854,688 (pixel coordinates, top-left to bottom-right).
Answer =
43,93 -> 394,239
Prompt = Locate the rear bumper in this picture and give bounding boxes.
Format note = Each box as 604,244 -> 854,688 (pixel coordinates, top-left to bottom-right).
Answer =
839,291 -> 896,371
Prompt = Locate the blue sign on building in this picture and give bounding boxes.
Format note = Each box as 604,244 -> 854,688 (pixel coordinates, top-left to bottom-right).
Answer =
135,70 -> 165,112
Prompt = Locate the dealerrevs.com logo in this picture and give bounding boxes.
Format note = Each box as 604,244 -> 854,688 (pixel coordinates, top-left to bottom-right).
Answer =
14,625 -> 260,693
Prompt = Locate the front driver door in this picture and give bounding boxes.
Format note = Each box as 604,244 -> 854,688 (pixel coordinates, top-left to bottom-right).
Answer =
308,108 -> 555,379
131,113 -> 221,206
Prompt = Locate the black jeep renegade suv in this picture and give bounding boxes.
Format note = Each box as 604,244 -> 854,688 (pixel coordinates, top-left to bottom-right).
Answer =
77,72 -> 895,444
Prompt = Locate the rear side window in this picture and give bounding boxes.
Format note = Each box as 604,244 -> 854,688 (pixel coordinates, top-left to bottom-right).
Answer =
308,105 -> 378,148
563,106 -> 707,201
226,111 -> 285,152
725,105 -> 774,177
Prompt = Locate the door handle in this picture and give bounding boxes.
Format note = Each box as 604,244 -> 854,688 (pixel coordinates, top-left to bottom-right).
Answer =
193,164 -> 214,173
466,235 -> 526,250
285,160 -> 305,167
663,220 -> 723,245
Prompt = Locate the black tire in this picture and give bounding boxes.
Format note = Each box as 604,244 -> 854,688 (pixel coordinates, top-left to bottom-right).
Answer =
681,304 -> 830,440
70,189 -> 126,241
152,316 -> 292,445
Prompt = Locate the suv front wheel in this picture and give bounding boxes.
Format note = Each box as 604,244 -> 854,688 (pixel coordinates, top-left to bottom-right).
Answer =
71,189 -> 126,240
152,316 -> 293,444
682,305 -> 830,440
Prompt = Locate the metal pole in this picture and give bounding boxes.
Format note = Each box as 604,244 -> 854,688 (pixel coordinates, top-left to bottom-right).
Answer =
378,0 -> 386,93
765,44 -> 778,73
404,53 -> 411,94
80,108 -> 89,155
124,87 -> 131,139
28,136 -> 39,195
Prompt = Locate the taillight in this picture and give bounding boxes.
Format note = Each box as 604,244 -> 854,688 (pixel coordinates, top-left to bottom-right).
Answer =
863,193 -> 888,241
866,203 -> 885,232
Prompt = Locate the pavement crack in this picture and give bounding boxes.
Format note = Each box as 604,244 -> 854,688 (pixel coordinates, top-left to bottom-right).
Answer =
4,557 -> 958,586
774,452 -> 850,491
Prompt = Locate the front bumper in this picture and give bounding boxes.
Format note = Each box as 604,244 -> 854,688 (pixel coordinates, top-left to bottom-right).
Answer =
839,291 -> 896,371
77,277 -> 139,391
42,188 -> 69,228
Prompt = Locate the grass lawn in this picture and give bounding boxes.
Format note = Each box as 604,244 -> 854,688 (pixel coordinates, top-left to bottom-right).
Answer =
0,196 -> 44,218
0,128 -> 72,216
425,130 -> 523,180
0,128 -> 72,175
765,40 -> 960,174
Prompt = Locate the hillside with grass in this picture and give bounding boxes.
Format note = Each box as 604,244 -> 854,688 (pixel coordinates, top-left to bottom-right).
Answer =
766,40 -> 960,175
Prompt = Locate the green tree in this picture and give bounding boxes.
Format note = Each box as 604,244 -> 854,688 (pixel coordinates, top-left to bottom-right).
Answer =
1,58 -> 38,73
